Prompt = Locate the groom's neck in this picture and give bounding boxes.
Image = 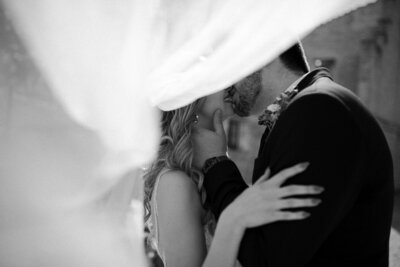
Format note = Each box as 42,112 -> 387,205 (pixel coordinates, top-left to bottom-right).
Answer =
278,69 -> 303,92
266,70 -> 302,104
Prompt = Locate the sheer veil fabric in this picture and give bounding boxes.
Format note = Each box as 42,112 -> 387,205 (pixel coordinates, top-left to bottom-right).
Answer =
0,0 -> 375,266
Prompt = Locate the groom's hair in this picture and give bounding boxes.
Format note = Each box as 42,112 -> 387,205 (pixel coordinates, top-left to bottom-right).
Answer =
279,42 -> 310,75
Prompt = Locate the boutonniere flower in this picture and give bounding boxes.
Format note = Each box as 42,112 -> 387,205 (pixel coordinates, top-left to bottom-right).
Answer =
258,88 -> 299,129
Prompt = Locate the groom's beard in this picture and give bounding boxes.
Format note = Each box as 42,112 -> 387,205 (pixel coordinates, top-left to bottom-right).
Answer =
224,85 -> 261,117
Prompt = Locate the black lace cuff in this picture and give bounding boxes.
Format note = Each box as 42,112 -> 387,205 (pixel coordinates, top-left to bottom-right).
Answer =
202,155 -> 230,174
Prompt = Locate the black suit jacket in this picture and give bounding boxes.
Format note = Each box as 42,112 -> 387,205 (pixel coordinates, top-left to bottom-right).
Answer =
204,69 -> 394,267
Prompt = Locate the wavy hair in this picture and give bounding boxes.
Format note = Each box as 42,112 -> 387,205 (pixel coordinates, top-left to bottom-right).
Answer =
143,99 -> 210,225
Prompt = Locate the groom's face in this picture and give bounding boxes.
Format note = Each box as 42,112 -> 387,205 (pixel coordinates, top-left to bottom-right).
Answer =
226,70 -> 263,117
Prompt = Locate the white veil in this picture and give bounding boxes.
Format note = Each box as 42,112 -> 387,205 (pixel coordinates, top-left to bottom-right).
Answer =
0,0 -> 375,266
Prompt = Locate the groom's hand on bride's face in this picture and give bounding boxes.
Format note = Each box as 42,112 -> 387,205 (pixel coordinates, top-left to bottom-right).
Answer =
192,109 -> 227,169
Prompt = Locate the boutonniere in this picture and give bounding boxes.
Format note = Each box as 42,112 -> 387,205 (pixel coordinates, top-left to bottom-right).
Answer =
258,87 -> 299,129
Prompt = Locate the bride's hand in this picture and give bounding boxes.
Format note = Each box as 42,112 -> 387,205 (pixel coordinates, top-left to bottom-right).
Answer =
220,162 -> 323,232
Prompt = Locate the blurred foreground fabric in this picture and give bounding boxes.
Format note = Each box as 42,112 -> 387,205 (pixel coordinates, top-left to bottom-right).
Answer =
0,0 -> 376,266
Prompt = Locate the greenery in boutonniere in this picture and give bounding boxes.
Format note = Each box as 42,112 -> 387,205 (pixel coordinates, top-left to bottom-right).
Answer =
258,88 -> 299,129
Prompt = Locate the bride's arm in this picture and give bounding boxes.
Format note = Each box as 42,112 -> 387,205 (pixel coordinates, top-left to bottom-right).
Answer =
157,170 -> 244,267
157,166 -> 322,267
203,211 -> 244,267
203,163 -> 323,267
156,170 -> 207,267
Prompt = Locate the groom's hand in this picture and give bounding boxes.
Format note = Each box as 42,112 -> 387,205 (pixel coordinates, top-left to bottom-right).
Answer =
192,109 -> 227,169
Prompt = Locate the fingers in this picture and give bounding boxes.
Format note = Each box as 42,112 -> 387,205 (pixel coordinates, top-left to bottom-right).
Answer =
268,162 -> 309,187
273,211 -> 310,221
254,167 -> 270,185
276,198 -> 321,209
213,109 -> 225,136
278,185 -> 324,198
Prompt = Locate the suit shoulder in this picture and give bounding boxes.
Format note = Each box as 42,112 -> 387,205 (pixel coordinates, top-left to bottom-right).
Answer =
288,91 -> 351,118
295,78 -> 360,110
276,89 -> 361,140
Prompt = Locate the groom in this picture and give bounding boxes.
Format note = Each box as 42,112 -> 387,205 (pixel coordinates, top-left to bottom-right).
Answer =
193,43 -> 394,266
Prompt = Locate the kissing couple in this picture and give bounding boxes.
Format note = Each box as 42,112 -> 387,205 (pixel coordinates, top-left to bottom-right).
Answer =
144,42 -> 394,267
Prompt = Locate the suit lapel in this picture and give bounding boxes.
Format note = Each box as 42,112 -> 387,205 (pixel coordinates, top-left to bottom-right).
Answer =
252,68 -> 333,183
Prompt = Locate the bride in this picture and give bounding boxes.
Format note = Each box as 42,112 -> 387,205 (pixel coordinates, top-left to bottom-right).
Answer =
143,89 -> 324,267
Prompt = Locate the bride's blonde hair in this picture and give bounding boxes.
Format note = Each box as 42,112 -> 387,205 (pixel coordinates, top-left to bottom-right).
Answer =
143,100 -> 209,224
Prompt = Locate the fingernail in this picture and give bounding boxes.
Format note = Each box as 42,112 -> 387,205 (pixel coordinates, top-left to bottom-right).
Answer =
312,199 -> 321,205
299,162 -> 310,169
302,212 -> 310,218
314,186 -> 324,193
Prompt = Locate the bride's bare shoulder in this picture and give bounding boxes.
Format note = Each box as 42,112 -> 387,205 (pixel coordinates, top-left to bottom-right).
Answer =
156,169 -> 202,213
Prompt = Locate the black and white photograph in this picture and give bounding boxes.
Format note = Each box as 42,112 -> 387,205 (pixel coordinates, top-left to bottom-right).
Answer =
0,0 -> 399,266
